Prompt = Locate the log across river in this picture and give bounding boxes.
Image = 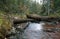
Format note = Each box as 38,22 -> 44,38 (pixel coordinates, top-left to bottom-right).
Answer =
11,14 -> 60,39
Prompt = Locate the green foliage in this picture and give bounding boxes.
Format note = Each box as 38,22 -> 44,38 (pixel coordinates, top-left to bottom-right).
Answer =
0,0 -> 43,15
55,0 -> 60,15
0,0 -> 20,13
0,11 -> 12,39
0,0 -> 60,16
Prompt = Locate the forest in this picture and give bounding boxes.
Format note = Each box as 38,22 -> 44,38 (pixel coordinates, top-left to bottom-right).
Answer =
0,0 -> 60,16
0,0 -> 60,39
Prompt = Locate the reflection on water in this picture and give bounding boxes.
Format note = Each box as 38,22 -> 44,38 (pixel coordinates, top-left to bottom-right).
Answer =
23,22 -> 52,39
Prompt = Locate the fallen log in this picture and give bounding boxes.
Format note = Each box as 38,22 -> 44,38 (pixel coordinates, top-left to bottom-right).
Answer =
13,19 -> 39,24
26,14 -> 60,21
13,14 -> 60,24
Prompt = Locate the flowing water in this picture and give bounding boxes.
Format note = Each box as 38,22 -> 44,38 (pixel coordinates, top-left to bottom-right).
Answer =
7,22 -> 60,39
23,22 -> 52,39
8,22 -> 54,39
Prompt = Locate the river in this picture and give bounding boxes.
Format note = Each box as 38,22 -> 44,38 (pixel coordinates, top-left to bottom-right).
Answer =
23,22 -> 52,39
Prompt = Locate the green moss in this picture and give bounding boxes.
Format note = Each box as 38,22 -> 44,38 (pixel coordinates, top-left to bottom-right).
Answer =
0,11 -> 12,38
